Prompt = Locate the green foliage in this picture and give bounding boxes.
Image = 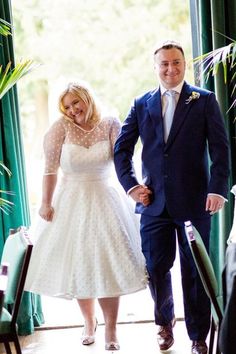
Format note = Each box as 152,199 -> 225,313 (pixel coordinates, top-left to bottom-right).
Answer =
0,18 -> 11,37
0,60 -> 39,99
12,0 -> 193,119
0,162 -> 11,178
0,162 -> 14,214
194,38 -> 236,112
0,15 -> 38,212
0,15 -> 39,99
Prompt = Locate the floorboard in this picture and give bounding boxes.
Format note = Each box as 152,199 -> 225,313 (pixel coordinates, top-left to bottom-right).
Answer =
0,320 -> 193,354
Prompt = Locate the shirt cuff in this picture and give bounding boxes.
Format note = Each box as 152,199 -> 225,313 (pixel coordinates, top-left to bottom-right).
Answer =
127,185 -> 140,195
207,193 -> 228,202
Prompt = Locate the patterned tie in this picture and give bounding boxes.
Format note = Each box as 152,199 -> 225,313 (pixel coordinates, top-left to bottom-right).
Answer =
163,90 -> 177,142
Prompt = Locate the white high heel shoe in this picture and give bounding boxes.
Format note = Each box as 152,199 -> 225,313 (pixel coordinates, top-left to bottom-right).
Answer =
81,318 -> 98,346
105,341 -> 120,351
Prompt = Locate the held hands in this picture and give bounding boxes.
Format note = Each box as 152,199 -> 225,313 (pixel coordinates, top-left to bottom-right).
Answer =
39,204 -> 55,221
205,195 -> 225,215
129,185 -> 153,207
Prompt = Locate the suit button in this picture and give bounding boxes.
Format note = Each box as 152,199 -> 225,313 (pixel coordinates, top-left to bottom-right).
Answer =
164,174 -> 168,178
164,153 -> 168,157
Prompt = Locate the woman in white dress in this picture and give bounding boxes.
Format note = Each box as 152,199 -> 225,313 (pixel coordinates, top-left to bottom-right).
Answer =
25,82 -> 148,351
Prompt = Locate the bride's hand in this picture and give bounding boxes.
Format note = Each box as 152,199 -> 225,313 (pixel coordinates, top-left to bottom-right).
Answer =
129,185 -> 152,206
39,204 -> 54,221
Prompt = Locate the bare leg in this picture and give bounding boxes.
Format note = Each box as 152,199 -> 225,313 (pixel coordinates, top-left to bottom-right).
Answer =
77,298 -> 97,343
98,297 -> 120,347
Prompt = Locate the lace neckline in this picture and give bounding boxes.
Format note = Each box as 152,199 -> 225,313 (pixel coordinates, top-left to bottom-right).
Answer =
70,118 -> 103,133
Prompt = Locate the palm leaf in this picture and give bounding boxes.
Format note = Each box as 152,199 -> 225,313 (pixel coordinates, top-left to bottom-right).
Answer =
0,18 -> 11,37
0,60 -> 40,99
0,161 -> 12,177
0,163 -> 14,214
0,192 -> 14,215
0,17 -> 39,214
194,41 -> 236,110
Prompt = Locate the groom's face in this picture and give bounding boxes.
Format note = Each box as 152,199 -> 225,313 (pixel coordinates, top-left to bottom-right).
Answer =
154,48 -> 186,89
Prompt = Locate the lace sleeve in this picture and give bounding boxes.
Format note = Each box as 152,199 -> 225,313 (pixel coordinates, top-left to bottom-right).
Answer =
110,117 -> 121,151
43,119 -> 66,175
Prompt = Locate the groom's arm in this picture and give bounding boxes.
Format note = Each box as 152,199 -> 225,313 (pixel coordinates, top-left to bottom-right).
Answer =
114,102 -> 140,192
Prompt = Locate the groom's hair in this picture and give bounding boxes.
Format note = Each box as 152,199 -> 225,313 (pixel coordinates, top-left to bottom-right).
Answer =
153,40 -> 185,57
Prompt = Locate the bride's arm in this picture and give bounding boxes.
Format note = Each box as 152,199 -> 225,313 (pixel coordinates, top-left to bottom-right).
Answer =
39,119 -> 65,221
39,174 -> 57,221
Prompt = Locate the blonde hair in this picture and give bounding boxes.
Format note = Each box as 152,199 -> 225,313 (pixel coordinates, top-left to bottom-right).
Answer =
59,82 -> 101,125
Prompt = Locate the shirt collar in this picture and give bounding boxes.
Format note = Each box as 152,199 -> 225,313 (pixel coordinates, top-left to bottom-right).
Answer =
160,81 -> 184,96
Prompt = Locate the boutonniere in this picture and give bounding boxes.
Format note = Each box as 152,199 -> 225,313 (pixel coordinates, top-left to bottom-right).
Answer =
185,91 -> 200,104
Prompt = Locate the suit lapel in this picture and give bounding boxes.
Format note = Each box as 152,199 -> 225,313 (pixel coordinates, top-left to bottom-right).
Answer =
146,88 -> 163,137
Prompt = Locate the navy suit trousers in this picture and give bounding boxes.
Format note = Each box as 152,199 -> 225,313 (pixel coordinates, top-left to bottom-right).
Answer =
140,209 -> 211,341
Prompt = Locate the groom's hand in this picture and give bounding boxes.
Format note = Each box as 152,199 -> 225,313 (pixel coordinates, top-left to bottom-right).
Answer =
129,185 -> 153,206
205,194 -> 225,215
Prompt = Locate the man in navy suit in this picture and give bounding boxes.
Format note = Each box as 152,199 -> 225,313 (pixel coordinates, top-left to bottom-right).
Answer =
114,41 -> 230,354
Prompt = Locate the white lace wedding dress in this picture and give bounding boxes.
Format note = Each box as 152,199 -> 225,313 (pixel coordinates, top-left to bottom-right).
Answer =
25,116 -> 147,299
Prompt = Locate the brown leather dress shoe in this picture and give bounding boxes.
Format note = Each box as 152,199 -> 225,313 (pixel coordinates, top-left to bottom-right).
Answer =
191,340 -> 208,354
157,319 -> 175,351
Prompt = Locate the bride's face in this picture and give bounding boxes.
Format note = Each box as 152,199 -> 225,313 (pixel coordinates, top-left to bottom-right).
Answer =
62,92 -> 88,126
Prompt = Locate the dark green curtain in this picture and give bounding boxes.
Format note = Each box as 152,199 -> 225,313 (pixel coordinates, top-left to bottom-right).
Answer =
0,0 -> 44,335
189,0 -> 236,300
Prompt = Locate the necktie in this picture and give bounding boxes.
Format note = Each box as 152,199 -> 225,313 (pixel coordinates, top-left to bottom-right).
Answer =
163,90 -> 177,142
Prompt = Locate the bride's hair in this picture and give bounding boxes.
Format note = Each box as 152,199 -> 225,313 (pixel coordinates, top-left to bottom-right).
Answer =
58,82 -> 101,125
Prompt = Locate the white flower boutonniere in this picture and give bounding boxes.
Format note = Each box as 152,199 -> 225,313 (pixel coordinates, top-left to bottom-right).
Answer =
185,91 -> 200,104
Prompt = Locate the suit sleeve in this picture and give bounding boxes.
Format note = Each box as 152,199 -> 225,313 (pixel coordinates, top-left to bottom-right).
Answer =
205,92 -> 230,198
114,101 -> 141,193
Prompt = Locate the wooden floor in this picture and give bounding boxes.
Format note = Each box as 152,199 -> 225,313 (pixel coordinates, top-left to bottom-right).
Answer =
0,320 -> 195,354
0,254 -> 203,353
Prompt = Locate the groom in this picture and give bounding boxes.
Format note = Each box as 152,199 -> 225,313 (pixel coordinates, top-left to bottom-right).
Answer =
114,40 -> 230,354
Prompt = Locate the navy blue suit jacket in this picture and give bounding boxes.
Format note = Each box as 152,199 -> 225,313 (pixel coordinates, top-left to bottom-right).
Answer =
114,82 -> 230,220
